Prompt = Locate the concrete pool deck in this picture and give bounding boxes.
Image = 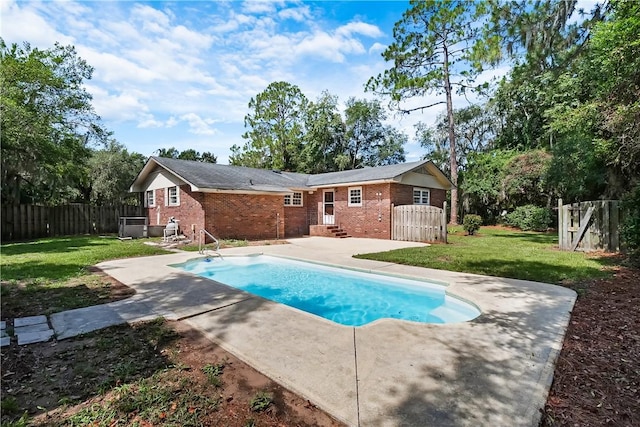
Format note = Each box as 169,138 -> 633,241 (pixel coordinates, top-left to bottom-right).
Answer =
79,237 -> 575,426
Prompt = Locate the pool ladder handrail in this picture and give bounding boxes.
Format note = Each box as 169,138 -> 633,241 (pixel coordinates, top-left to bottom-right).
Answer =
198,229 -> 222,259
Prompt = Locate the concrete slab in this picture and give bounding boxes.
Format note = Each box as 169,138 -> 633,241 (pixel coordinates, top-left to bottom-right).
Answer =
14,315 -> 47,327
0,320 -> 6,330
0,336 -> 10,347
88,237 -> 576,427
51,297 -> 161,340
1,330 -> 7,338
17,329 -> 54,345
15,323 -> 51,335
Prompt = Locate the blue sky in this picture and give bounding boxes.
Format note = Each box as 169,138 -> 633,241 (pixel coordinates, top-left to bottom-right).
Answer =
1,0 -> 507,163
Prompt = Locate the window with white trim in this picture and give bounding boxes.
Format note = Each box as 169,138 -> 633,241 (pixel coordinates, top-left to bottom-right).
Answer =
348,186 -> 362,206
284,192 -> 303,207
166,186 -> 180,206
413,188 -> 430,205
145,190 -> 155,207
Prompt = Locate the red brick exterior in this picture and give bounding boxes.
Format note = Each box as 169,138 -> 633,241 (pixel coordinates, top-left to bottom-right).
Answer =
284,192 -> 308,237
144,185 -> 205,241
143,181 -> 447,241
202,193 -> 285,240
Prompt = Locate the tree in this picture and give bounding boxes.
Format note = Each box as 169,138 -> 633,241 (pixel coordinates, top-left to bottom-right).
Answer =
374,127 -> 407,167
1,39 -> 108,205
90,140 -> 146,204
482,0 -> 607,73
299,91 -> 346,173
501,150 -> 553,209
461,149 -> 515,223
155,147 -> 180,158
155,147 -> 217,163
232,81 -> 308,171
339,98 -> 405,169
544,0 -> 639,199
417,105 -> 496,172
367,0 -> 490,224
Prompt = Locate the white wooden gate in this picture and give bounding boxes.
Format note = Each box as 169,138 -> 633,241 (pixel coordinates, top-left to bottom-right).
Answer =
392,204 -> 447,243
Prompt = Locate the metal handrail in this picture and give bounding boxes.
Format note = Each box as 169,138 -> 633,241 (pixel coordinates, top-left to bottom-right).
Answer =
198,229 -> 221,257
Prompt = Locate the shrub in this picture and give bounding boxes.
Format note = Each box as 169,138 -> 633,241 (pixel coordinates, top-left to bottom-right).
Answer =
505,205 -> 551,231
463,214 -> 482,235
621,184 -> 640,266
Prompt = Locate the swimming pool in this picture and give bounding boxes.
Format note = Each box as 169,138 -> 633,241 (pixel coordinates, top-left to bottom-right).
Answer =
175,255 -> 480,326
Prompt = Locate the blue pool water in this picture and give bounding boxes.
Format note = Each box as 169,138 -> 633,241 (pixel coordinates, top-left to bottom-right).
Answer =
175,255 -> 480,326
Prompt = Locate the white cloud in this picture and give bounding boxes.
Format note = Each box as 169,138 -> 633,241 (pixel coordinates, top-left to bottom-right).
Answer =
86,85 -> 150,122
241,0 -> 279,15
336,21 -> 383,38
369,42 -> 386,55
180,113 -> 219,135
278,5 -> 311,22
0,0 -> 74,46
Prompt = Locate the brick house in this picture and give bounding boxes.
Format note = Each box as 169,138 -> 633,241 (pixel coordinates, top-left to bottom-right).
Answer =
130,156 -> 452,241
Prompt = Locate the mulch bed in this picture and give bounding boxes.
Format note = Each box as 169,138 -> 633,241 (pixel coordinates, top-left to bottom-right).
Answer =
541,265 -> 640,426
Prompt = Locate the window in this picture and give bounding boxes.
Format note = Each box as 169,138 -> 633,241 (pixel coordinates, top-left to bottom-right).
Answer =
166,186 -> 180,206
284,192 -> 303,207
348,186 -> 362,206
145,190 -> 155,207
413,188 -> 430,205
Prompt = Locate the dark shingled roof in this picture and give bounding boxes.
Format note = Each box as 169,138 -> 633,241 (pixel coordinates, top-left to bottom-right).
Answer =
151,156 -> 309,192
306,160 -> 427,186
137,157 -> 447,192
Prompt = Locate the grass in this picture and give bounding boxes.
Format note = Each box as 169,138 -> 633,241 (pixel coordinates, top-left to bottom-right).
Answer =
180,238 -> 249,252
0,235 -> 168,281
356,226 -> 618,285
249,391 -> 274,412
0,236 -> 168,317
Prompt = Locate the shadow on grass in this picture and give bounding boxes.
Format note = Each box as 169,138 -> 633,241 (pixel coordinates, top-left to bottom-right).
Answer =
461,258 -> 613,284
0,319 -> 179,425
492,232 -> 558,244
1,260 -> 95,283
0,236 -> 113,256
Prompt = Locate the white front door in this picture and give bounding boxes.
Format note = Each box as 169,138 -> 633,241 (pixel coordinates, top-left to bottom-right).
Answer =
323,190 -> 335,225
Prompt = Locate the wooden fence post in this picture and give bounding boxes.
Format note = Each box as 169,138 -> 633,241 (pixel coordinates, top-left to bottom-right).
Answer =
442,201 -> 448,243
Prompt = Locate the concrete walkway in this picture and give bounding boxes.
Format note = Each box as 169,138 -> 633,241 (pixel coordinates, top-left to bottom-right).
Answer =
49,237 -> 576,427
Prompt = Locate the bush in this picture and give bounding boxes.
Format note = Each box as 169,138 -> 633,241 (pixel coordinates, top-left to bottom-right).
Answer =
463,214 -> 482,235
621,184 -> 640,266
505,205 -> 551,231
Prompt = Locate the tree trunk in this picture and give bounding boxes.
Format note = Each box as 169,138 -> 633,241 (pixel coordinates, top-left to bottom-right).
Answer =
443,44 -> 458,225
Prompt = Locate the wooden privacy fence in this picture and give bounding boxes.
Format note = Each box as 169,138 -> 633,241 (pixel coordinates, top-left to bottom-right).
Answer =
558,199 -> 621,252
392,203 -> 447,243
1,204 -> 144,242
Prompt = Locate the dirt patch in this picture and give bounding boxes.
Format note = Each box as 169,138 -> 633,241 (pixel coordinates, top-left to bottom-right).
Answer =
541,265 -> 640,426
1,319 -> 342,427
0,272 -> 135,319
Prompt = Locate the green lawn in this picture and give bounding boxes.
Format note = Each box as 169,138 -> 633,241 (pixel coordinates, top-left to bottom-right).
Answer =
0,236 -> 169,317
0,236 -> 168,281
356,226 -> 618,285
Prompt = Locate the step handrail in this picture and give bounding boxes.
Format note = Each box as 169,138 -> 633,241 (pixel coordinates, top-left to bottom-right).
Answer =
198,229 -> 221,257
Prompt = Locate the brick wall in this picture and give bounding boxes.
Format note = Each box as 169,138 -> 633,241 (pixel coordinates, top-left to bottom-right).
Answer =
390,183 -> 447,209
284,192 -> 308,237
202,193 -> 285,240
430,188 -> 447,209
145,185 -> 205,241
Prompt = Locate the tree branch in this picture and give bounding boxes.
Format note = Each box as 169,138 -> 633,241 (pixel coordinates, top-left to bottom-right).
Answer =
399,100 -> 446,114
